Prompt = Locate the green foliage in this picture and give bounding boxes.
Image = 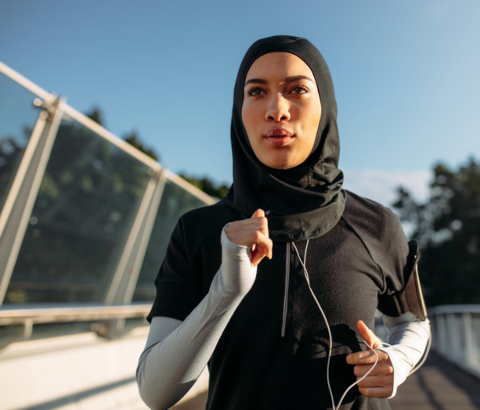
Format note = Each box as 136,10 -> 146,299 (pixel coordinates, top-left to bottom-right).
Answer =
83,106 -> 160,162
85,106 -> 104,126
178,172 -> 230,200
37,172 -> 61,200
123,131 -> 159,162
392,157 -> 480,306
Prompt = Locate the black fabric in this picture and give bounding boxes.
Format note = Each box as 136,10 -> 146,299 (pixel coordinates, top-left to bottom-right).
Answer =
225,35 -> 345,242
147,35 -> 412,409
147,191 -> 410,410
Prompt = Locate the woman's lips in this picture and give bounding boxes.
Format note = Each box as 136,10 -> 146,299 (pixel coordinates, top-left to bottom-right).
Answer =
265,135 -> 294,146
265,129 -> 295,146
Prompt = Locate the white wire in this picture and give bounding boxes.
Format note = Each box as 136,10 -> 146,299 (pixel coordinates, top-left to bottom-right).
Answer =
292,241 -> 380,410
381,336 -> 431,377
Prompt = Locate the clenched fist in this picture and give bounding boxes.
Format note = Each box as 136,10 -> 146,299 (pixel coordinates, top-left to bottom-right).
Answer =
225,209 -> 273,266
346,321 -> 394,398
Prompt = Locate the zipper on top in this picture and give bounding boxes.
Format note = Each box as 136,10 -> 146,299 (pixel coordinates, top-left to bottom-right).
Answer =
281,242 -> 291,337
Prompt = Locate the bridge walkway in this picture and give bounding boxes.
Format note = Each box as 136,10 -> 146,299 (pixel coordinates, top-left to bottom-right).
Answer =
172,352 -> 480,410
390,351 -> 480,410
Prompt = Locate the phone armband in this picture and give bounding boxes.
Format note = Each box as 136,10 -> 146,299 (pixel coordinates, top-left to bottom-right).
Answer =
378,240 -> 428,321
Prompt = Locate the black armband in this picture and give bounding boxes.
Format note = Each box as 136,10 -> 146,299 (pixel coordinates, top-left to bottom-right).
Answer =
379,240 -> 428,321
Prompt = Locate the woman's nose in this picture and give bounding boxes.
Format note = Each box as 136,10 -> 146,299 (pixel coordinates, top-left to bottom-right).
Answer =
265,94 -> 291,122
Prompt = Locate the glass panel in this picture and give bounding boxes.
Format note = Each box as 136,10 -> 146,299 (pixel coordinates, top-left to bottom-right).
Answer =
0,72 -> 41,213
132,179 -> 208,302
3,118 -> 151,304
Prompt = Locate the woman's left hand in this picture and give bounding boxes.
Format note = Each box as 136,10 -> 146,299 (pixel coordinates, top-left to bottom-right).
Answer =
346,320 -> 394,398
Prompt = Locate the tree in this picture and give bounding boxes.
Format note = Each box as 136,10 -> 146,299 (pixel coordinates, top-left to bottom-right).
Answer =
392,157 -> 480,306
178,172 -> 230,200
83,106 -> 160,162
84,106 -> 104,126
83,105 -> 229,202
122,131 -> 159,162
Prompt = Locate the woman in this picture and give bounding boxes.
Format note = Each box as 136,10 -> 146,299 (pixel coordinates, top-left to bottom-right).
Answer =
137,35 -> 430,410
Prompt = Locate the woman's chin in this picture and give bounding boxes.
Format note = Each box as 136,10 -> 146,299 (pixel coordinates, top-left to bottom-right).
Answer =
263,158 -> 301,170
256,145 -> 310,170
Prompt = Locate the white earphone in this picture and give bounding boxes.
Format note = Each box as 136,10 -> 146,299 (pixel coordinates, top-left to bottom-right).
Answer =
292,240 -> 379,410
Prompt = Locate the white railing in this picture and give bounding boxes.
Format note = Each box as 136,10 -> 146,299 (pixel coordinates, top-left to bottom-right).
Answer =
429,305 -> 480,378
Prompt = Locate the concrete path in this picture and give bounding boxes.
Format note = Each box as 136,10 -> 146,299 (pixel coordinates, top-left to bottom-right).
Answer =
173,352 -> 480,410
390,351 -> 480,410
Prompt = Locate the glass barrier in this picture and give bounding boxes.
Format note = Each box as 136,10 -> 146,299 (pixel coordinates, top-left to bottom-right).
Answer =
0,72 -> 42,214
132,179 -> 208,302
3,118 -> 151,305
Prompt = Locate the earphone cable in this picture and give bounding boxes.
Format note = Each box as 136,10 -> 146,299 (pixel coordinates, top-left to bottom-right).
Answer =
292,241 -> 379,410
292,241 -> 335,410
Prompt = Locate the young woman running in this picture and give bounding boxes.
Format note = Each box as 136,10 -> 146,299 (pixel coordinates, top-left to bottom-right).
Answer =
136,35 -> 431,410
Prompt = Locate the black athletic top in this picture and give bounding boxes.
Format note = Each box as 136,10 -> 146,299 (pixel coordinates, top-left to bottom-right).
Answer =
147,190 -> 410,410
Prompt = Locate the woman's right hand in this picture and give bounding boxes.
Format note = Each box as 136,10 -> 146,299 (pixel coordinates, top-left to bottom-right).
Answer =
224,209 -> 273,267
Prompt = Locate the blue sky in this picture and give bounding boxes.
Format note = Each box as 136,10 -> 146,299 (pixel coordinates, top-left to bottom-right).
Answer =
1,0 -> 479,206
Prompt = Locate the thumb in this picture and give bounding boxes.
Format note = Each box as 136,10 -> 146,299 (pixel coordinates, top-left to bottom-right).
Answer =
357,320 -> 381,349
252,209 -> 265,218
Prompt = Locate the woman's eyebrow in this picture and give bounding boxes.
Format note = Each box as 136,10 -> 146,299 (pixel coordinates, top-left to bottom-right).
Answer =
244,75 -> 314,87
244,78 -> 267,86
284,75 -> 314,83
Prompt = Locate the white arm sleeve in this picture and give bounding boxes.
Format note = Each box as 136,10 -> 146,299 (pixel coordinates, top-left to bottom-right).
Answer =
376,312 -> 431,399
136,226 -> 256,410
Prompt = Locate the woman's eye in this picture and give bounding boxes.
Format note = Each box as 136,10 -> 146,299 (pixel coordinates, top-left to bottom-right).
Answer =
290,86 -> 309,95
247,87 -> 265,96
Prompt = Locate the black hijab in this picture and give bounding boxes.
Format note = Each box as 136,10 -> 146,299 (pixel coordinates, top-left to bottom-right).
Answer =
225,35 -> 345,242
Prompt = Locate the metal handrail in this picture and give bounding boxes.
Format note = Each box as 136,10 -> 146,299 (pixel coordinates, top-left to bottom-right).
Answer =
429,304 -> 480,315
429,304 -> 480,380
0,303 -> 151,326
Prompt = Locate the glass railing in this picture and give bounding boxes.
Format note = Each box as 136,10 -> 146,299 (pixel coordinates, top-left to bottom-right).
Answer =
4,118 -> 151,305
133,177 -> 208,302
0,60 -> 215,345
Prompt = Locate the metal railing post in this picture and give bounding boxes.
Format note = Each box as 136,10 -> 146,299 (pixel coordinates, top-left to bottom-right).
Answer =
0,97 -> 65,304
102,169 -> 166,337
463,313 -> 478,368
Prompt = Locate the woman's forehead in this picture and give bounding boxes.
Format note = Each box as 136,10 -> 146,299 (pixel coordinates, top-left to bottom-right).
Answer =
245,52 -> 316,83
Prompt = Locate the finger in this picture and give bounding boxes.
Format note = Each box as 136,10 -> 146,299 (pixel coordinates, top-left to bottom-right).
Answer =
227,214 -> 267,233
251,220 -> 272,259
254,230 -> 273,254
259,218 -> 271,259
251,231 -> 273,266
251,209 -> 265,218
226,221 -> 269,243
358,386 -> 393,398
356,374 -> 393,388
226,218 -> 266,233
353,362 -> 394,377
254,215 -> 269,237
251,245 -> 270,266
260,216 -> 273,259
251,212 -> 269,238
357,320 -> 382,349
251,210 -> 270,256
346,350 -> 389,365
251,246 -> 267,266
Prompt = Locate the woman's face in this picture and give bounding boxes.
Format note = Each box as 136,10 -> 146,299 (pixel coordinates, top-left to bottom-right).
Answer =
242,52 -> 322,170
